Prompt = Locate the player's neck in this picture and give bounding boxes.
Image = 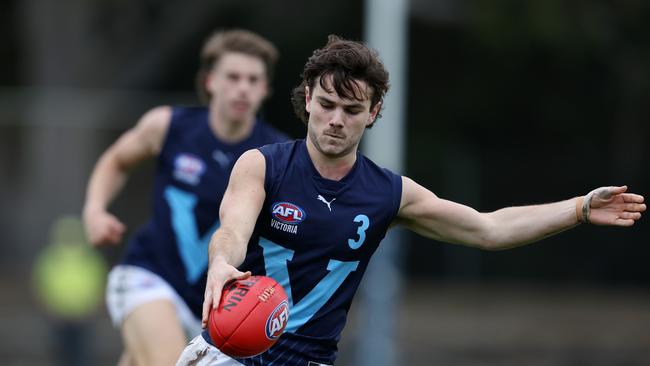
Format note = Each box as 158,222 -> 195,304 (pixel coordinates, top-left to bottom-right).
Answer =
208,108 -> 255,144
305,137 -> 357,181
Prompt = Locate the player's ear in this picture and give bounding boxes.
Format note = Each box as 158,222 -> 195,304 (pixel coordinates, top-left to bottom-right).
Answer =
367,101 -> 381,126
305,86 -> 311,113
205,70 -> 216,96
260,78 -> 270,100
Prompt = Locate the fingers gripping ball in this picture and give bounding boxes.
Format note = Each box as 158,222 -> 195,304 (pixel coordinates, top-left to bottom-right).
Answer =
208,276 -> 289,358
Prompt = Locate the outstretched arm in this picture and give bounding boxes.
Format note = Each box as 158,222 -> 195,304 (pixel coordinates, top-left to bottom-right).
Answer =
82,106 -> 171,246
394,177 -> 645,250
201,149 -> 267,327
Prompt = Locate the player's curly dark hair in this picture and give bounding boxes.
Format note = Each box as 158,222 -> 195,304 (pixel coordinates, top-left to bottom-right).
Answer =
196,29 -> 278,104
291,35 -> 390,128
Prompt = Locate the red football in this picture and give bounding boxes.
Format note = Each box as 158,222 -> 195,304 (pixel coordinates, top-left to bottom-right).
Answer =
208,275 -> 290,358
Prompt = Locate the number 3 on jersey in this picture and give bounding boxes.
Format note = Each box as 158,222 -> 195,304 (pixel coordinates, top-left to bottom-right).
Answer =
260,214 -> 370,333
348,214 -> 369,249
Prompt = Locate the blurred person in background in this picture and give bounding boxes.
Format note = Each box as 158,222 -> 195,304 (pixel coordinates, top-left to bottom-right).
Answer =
177,35 -> 646,366
83,29 -> 288,366
33,216 -> 107,366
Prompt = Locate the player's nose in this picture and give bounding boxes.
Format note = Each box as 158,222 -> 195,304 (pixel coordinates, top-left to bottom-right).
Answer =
235,78 -> 253,92
238,82 -> 250,94
328,109 -> 345,127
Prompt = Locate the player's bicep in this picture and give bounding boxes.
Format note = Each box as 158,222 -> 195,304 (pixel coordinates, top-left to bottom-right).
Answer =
396,176 -> 492,247
218,149 -> 266,242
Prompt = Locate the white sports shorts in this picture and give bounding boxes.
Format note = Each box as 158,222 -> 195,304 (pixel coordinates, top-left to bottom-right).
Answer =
176,335 -> 242,366
106,264 -> 202,338
175,335 -> 333,366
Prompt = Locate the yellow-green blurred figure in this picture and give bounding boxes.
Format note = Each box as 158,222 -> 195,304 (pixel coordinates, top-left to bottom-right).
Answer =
33,216 -> 107,366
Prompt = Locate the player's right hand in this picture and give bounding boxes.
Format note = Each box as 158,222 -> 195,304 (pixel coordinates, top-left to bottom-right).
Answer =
83,209 -> 126,246
202,256 -> 251,328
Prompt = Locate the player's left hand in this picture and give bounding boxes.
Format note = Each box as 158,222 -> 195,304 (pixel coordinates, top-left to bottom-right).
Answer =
587,186 -> 645,226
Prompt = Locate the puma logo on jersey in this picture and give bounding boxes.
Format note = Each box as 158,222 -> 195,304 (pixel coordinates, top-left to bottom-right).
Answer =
212,149 -> 232,168
317,195 -> 336,211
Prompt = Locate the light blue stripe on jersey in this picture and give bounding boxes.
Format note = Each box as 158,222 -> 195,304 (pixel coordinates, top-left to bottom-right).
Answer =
259,237 -> 294,305
165,186 -> 219,283
259,237 -> 359,333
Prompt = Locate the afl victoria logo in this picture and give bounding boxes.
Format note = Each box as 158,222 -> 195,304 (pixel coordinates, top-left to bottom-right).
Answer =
271,202 -> 306,224
265,300 -> 289,340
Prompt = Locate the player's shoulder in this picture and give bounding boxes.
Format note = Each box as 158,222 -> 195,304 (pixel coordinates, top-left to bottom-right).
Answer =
138,105 -> 172,127
238,148 -> 266,164
256,140 -> 300,184
396,175 -> 439,216
231,149 -> 266,181
133,105 -> 173,138
120,106 -> 174,156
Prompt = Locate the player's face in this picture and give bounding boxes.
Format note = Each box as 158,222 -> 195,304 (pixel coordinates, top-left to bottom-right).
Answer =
206,52 -> 269,123
305,77 -> 380,158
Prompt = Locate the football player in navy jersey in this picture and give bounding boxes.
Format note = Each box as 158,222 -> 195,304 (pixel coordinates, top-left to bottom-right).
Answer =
177,35 -> 645,366
82,29 -> 288,366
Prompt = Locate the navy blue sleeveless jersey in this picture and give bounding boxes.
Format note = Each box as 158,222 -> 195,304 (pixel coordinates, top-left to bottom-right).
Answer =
122,106 -> 287,318
203,139 -> 402,365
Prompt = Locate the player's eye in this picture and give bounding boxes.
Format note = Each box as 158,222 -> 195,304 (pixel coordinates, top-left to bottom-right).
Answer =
320,103 -> 334,110
346,108 -> 362,115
